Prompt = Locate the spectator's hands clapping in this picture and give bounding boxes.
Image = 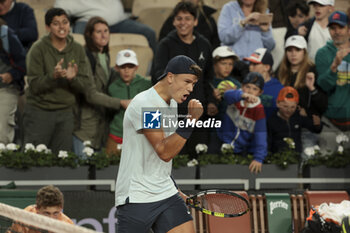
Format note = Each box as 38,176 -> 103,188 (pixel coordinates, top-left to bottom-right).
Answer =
53,58 -> 66,79
298,26 -> 308,36
305,72 -> 316,91
66,62 -> 78,80
331,48 -> 350,72
0,72 -> 13,84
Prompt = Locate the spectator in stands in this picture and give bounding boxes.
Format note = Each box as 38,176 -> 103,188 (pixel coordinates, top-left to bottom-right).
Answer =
0,0 -> 38,50
219,72 -> 267,174
278,35 -> 327,157
268,0 -> 290,72
298,0 -> 334,62
0,18 -> 25,145
217,0 -> 275,60
159,0 -> 220,48
54,0 -> 157,53
23,8 -> 121,154
152,1 -> 217,159
8,185 -> 73,233
285,0 -> 310,41
315,11 -> 350,154
244,48 -> 283,119
210,45 -> 240,153
73,16 -> 131,158
106,49 -> 151,156
267,86 -> 322,154
212,46 -> 241,116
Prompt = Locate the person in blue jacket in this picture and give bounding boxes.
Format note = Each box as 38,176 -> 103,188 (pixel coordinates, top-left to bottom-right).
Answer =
218,72 -> 267,173
0,17 -> 26,144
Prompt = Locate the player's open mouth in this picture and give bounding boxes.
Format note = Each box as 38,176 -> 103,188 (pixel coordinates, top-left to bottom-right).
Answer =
182,94 -> 189,101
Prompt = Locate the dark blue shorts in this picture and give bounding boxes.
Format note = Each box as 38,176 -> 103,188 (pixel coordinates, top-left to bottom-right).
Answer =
116,193 -> 193,233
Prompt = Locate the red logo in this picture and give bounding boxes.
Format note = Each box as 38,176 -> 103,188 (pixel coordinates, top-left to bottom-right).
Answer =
333,13 -> 340,20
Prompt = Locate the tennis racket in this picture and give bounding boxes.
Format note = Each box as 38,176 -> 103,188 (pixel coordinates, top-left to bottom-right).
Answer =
186,189 -> 250,218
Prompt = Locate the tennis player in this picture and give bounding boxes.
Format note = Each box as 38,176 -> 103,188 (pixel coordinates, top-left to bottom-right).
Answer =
115,55 -> 203,233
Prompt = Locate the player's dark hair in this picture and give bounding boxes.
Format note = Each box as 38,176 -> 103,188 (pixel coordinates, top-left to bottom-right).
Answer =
36,185 -> 64,209
45,8 -> 69,26
287,0 -> 309,17
172,1 -> 198,19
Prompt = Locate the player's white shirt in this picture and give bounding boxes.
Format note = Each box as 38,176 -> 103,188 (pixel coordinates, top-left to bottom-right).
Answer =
115,87 -> 178,206
307,21 -> 331,62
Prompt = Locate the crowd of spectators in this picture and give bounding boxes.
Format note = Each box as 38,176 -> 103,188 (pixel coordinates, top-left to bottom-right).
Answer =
1,0 -> 350,173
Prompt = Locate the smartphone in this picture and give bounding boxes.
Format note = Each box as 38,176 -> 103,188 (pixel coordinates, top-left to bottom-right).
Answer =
258,13 -> 273,24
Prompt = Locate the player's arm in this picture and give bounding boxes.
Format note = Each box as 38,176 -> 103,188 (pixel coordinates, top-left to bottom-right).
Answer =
144,99 -> 203,162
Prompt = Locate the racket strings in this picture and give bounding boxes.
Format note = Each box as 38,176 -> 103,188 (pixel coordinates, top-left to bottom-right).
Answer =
197,193 -> 248,214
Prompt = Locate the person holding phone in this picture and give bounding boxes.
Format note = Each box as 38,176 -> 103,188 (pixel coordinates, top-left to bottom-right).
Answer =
218,0 -> 275,61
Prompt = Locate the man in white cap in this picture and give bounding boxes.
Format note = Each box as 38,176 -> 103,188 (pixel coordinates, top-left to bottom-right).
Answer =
105,49 -> 152,155
298,0 -> 334,61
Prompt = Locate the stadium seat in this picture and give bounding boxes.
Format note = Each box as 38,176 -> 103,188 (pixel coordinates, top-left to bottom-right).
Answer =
108,33 -> 153,77
71,33 -> 85,46
17,0 -> 55,38
304,190 -> 350,210
206,191 -> 251,233
132,0 -> 178,39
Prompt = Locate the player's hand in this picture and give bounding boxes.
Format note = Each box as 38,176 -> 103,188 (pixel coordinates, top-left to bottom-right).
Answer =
0,72 -> 13,84
53,58 -> 65,79
66,62 -> 78,80
120,99 -> 131,109
188,99 -> 203,121
305,72 -> 315,91
331,48 -> 350,72
241,93 -> 258,104
298,26 -> 308,36
249,160 -> 262,174
207,103 -> 218,116
312,114 -> 321,126
178,190 -> 189,202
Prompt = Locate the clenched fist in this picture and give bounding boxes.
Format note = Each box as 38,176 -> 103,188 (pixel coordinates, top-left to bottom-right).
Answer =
187,99 -> 203,121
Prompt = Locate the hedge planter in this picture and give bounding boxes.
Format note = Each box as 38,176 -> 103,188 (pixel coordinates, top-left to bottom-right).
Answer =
94,165 -> 119,190
0,166 -> 89,190
200,164 -> 299,190
305,165 -> 350,190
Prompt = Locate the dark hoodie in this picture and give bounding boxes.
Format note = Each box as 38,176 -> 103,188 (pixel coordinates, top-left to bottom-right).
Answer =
26,34 -> 90,110
152,30 -> 215,114
158,5 -> 220,48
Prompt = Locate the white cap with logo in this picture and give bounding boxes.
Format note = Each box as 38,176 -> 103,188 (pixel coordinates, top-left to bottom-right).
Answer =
212,46 -> 238,60
307,0 -> 334,6
285,35 -> 307,49
116,49 -> 139,66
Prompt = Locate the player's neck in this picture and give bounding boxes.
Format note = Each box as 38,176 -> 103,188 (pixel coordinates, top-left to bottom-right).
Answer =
154,82 -> 171,105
